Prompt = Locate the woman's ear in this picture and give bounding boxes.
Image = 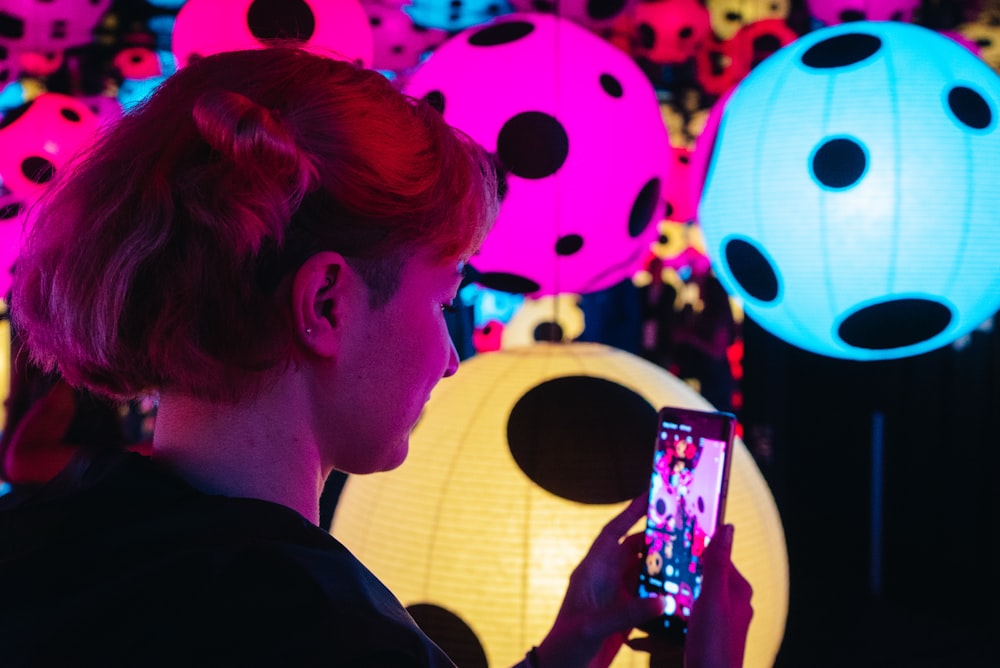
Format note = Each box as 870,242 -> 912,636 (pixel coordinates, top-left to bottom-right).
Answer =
291,251 -> 350,358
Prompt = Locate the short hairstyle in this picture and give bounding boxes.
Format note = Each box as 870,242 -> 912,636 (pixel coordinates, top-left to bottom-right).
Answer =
13,46 -> 498,403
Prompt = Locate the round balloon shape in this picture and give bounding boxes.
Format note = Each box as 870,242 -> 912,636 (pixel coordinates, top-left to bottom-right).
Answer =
172,0 -> 373,69
706,0 -> 790,41
333,342 -> 787,668
507,0 -> 636,36
628,0 -> 713,66
405,13 -> 671,297
364,1 -> 449,76
806,0 -> 919,26
697,21 -> 1000,360
0,93 -> 101,199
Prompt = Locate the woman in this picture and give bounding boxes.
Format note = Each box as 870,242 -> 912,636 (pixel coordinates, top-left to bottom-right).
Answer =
2,46 -> 751,666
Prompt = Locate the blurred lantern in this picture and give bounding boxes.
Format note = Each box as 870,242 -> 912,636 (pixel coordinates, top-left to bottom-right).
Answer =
17,51 -> 64,78
172,0 -> 373,69
0,93 -> 100,199
507,0 -> 636,37
958,8 -> 1000,74
364,1 -> 449,77
664,145 -> 695,221
697,21 -> 1000,360
0,193 -> 29,300
0,299 -> 8,429
406,13 -> 670,297
113,48 -> 177,111
0,0 -> 112,54
627,0 -> 713,66
724,17 -> 799,85
404,0 -> 512,32
500,294 -> 585,347
333,342 -> 788,668
706,0 -> 789,41
805,0 -> 919,26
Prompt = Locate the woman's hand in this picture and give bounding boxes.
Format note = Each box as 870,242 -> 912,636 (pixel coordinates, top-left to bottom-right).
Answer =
532,495 -> 666,668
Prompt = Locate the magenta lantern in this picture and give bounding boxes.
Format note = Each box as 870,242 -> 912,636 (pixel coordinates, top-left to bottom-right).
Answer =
172,0 -> 373,69
806,0 -> 919,26
506,0 -> 637,36
0,93 -> 100,199
364,1 -> 448,76
405,13 -> 671,297
630,0 -> 713,66
0,1 -> 111,53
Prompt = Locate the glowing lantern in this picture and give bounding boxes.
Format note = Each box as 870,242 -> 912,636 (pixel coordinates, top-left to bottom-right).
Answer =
697,21 -> 1000,360
626,0 -> 713,66
171,0 -> 373,69
0,93 -> 101,199
405,13 -> 671,297
404,0 -> 512,32
333,342 -> 788,668
506,0 -> 636,36
805,0 -> 919,26
363,1 -> 448,77
706,0 -> 789,41
0,0 -> 112,53
500,294 -> 585,347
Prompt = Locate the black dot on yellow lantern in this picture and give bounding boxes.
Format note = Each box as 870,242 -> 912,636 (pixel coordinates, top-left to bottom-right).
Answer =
332,343 -> 788,667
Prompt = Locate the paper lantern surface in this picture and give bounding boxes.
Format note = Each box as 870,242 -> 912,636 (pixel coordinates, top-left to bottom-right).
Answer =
405,13 -> 670,297
698,21 -> 1000,360
172,0 -> 373,68
333,343 -> 787,668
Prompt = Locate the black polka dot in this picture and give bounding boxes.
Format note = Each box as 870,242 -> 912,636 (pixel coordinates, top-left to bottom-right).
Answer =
468,21 -> 534,46
638,23 -> 655,50
840,10 -> 866,22
0,100 -> 32,131
811,137 -> 867,189
753,33 -> 781,54
697,496 -> 705,513
555,233 -> 583,256
423,90 -> 445,114
406,604 -> 488,668
725,11 -> 742,23
664,201 -> 674,219
801,33 -> 881,68
587,0 -> 627,21
947,86 -> 993,130
724,238 -> 779,303
21,157 -> 55,184
0,13 -> 25,39
838,298 -> 952,350
600,73 -> 623,98
496,111 -> 568,180
247,0 -> 315,42
507,376 -> 656,504
0,201 -> 22,220
629,178 -> 661,238
474,271 -> 541,295
679,26 -> 694,39
655,498 -> 667,516
60,107 -> 81,122
533,321 -> 564,342
369,16 -> 381,27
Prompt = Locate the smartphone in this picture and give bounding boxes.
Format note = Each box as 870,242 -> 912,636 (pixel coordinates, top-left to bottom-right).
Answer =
637,406 -> 736,642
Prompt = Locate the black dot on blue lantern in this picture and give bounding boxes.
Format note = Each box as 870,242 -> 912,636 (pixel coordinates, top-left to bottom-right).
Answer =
600,73 -> 623,98
947,86 -> 993,131
588,0 -> 628,21
507,376 -> 656,504
838,298 -> 953,350
724,237 -> 780,303
406,604 -> 488,668
801,33 -> 881,69
468,20 -> 534,46
21,156 -> 55,185
247,0 -> 315,41
811,137 -> 867,190
629,177 -> 661,238
496,111 -> 569,180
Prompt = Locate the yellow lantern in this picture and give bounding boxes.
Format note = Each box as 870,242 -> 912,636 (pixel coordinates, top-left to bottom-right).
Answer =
333,343 -> 787,667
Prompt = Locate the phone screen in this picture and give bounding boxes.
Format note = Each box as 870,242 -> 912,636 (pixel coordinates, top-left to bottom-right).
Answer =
638,407 -> 735,640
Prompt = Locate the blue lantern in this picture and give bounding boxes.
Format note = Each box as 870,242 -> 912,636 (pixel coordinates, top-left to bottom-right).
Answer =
697,21 -> 1000,360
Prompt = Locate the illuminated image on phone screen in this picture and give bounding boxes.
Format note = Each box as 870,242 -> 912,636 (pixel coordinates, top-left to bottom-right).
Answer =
638,409 -> 732,634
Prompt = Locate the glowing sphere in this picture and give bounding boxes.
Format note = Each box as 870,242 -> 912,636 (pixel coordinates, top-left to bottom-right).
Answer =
506,0 -> 636,36
0,1 -> 112,53
698,21 -> 1000,360
405,14 -> 671,297
805,0 -> 919,26
364,1 -> 448,76
333,343 -> 787,668
404,0 -> 512,32
172,0 -> 373,69
627,0 -> 712,65
706,0 -> 790,41
500,294 -> 585,347
0,93 -> 101,198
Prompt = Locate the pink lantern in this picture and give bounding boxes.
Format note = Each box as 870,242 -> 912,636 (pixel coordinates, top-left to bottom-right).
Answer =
805,0 -> 919,26
0,93 -> 100,198
664,145 -> 695,222
364,1 -> 448,76
405,13 -> 671,296
629,0 -> 713,65
114,48 -> 167,80
172,0 -> 373,69
0,0 -> 112,53
506,0 -> 637,36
